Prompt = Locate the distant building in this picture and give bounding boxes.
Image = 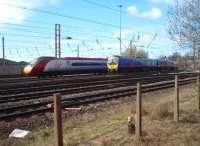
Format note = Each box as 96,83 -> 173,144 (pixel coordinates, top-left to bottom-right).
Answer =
0,58 -> 28,76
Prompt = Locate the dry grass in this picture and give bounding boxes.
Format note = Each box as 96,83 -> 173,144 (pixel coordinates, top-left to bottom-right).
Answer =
150,100 -> 173,120
1,84 -> 200,146
91,85 -> 200,146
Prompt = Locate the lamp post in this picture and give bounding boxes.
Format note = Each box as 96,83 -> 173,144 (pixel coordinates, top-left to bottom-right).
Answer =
77,45 -> 79,57
2,36 -> 5,60
118,5 -> 122,56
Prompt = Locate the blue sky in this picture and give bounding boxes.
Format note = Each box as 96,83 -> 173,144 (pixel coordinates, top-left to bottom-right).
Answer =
0,0 -> 183,62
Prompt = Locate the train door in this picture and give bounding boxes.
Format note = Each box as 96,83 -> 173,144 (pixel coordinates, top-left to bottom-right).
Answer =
65,60 -> 70,71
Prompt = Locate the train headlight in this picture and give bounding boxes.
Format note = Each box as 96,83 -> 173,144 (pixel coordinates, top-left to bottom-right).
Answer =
107,64 -> 118,72
23,65 -> 32,75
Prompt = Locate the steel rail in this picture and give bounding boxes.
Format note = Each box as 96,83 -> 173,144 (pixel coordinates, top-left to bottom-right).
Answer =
0,77 -> 195,120
0,74 -> 179,95
0,75 -> 193,105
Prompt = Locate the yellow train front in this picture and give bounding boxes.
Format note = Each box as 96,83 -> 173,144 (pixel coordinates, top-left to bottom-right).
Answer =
107,56 -> 119,72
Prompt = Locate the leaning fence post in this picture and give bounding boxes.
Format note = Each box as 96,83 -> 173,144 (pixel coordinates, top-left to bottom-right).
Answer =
54,93 -> 63,146
136,82 -> 142,139
197,74 -> 200,110
174,75 -> 179,123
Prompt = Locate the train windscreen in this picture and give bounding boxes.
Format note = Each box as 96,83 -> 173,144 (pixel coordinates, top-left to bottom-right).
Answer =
29,57 -> 55,67
30,58 -> 40,67
107,56 -> 119,65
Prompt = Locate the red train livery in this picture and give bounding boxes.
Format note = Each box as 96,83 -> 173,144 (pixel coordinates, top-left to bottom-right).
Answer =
23,56 -> 107,77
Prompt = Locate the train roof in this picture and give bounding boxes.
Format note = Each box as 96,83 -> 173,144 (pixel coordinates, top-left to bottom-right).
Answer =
33,56 -> 56,60
63,57 -> 107,61
31,56 -> 106,61
113,55 -> 156,61
110,55 -> 175,63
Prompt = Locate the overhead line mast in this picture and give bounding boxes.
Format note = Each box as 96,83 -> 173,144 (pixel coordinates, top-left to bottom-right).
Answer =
2,36 -> 5,60
55,24 -> 61,58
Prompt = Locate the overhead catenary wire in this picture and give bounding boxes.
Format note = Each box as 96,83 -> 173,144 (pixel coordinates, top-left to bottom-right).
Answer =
6,38 -> 49,44
4,32 -> 169,51
2,32 -> 129,52
3,19 -> 156,37
2,27 -> 123,44
0,2 -> 122,28
82,0 -> 119,12
96,39 -> 105,50
2,27 -> 53,36
2,23 -> 122,42
1,32 -> 54,39
1,26 -> 118,42
2,23 -> 132,42
82,0 -> 127,14
6,31 -> 155,49
6,45 -> 52,50
82,41 -> 93,51
2,32 -> 120,43
0,21 -> 156,43
0,22 -> 53,31
0,21 -> 117,35
19,19 -> 118,33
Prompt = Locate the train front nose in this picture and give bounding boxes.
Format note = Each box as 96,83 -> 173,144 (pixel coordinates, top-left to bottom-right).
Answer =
23,65 -> 32,76
107,63 -> 118,72
107,57 -> 119,72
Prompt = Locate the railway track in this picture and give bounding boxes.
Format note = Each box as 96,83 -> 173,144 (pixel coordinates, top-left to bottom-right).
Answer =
0,71 -> 193,85
0,74 -> 194,104
0,74 -> 105,84
0,75 -> 175,95
0,72 -> 195,92
0,74 -> 150,90
0,73 -> 197,120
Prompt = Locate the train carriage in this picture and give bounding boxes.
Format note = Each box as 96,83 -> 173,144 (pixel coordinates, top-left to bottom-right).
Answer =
24,56 -> 107,76
107,55 -> 176,73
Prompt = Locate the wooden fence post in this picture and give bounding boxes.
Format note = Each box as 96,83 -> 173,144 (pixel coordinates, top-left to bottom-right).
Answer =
174,75 -> 179,123
54,93 -> 63,146
197,74 -> 200,110
136,82 -> 142,139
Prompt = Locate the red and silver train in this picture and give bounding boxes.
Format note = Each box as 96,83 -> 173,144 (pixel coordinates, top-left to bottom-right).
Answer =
23,56 -> 107,77
107,56 -> 177,73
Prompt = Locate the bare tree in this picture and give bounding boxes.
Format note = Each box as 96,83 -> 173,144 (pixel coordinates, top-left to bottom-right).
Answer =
168,52 -> 193,70
167,0 -> 200,70
122,47 -> 148,58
